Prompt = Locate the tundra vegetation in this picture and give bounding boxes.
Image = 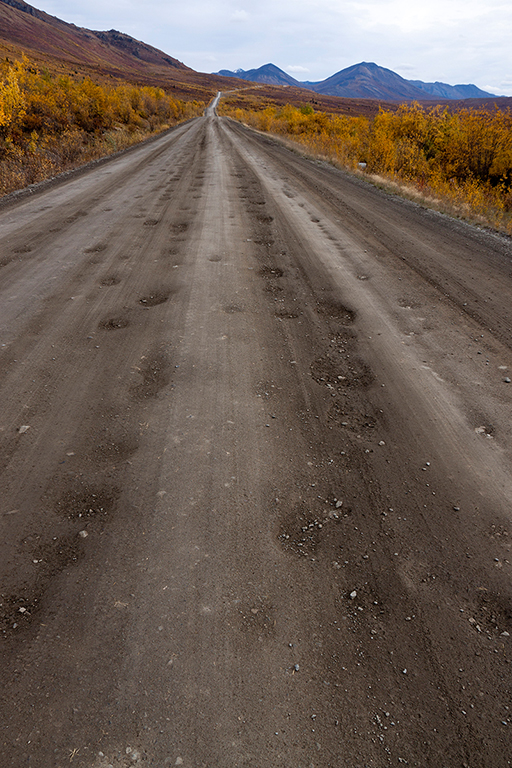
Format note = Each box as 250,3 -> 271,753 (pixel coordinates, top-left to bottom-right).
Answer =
0,56 -> 204,196
220,99 -> 512,233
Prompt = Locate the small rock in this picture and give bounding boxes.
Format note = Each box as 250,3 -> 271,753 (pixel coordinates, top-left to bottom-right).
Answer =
79,530 -> 88,538
350,590 -> 357,600
19,607 -> 27,613
335,500 -> 343,509
18,425 -> 30,434
501,631 -> 510,637
402,668 -> 407,674
504,377 -> 511,383
294,663 -> 300,672
378,440 -> 385,446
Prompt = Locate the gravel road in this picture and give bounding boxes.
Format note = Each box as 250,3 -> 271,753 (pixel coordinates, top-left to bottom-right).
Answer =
1,100 -> 511,768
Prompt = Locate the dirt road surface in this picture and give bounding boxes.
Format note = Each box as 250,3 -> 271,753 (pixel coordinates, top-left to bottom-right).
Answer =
1,99 -> 512,768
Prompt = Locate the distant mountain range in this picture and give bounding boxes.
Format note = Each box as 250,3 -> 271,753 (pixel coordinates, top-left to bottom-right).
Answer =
215,62 -> 495,101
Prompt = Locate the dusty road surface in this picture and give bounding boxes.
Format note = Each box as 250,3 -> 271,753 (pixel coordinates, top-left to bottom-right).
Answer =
1,98 -> 512,768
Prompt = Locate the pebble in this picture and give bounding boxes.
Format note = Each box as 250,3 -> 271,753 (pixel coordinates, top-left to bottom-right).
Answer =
18,425 -> 30,434
294,663 -> 300,671
378,440 -> 385,446
350,590 -> 357,599
504,377 -> 511,383
79,530 -> 89,538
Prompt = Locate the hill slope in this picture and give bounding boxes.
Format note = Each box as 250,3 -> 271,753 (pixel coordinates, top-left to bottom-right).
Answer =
0,0 -> 237,100
0,0 -> 188,71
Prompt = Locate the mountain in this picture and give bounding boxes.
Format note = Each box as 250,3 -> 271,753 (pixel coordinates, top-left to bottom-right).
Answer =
216,63 -> 303,87
0,0 -> 238,100
216,61 -> 496,102
0,0 -> 189,71
307,62 -> 443,100
407,80 -> 494,99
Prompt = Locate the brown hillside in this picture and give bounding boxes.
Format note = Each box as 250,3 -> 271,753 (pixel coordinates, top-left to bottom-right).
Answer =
0,0 -> 189,71
0,0 -> 240,100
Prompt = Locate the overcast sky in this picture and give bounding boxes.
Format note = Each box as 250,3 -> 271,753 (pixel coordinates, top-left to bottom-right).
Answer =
33,1 -> 512,95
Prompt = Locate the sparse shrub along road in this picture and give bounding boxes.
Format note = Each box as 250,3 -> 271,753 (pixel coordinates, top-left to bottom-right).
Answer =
1,103 -> 511,767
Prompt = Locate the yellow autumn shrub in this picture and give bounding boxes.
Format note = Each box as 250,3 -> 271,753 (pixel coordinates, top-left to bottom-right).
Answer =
0,55 -> 204,196
222,98 -> 512,233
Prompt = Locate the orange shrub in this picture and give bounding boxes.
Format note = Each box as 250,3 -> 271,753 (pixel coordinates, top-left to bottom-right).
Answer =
222,98 -> 512,233
0,55 -> 204,196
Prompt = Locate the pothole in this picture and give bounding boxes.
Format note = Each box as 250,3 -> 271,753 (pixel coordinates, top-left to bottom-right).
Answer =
99,317 -> 129,330
139,292 -> 170,307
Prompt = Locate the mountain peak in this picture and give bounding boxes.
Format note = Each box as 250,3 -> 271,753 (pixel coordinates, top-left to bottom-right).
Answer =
214,63 -> 302,87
